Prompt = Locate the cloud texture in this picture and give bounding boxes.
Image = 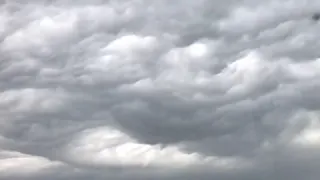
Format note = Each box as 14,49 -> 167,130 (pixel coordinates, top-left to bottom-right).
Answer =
1,0 -> 320,179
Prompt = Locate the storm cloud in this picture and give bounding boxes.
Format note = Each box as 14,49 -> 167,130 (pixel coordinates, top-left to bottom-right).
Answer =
1,0 -> 320,179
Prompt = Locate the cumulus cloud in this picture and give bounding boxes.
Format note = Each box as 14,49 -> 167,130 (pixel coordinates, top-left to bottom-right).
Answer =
1,0 -> 320,179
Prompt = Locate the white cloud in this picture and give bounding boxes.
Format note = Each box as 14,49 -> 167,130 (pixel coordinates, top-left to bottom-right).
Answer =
0,150 -> 65,178
291,111 -> 320,147
65,126 -> 205,167
0,88 -> 66,114
64,126 -> 249,169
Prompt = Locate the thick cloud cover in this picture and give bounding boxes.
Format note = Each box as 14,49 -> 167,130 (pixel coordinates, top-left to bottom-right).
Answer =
1,0 -> 320,179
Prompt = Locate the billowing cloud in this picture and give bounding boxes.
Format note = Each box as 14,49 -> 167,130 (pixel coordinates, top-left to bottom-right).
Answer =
1,0 -> 320,180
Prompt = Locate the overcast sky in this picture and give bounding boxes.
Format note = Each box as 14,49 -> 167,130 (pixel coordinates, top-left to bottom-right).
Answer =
1,0 -> 320,179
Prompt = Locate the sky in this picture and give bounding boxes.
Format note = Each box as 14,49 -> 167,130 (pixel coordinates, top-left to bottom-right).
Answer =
1,0 -> 320,179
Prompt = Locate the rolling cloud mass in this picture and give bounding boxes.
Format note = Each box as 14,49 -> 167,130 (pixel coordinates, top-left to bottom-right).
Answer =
1,0 -> 320,179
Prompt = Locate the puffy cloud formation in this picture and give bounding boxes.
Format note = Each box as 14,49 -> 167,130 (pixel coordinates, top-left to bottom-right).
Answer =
1,0 -> 320,179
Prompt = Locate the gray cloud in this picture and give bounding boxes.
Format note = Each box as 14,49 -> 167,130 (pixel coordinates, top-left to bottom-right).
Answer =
1,0 -> 320,179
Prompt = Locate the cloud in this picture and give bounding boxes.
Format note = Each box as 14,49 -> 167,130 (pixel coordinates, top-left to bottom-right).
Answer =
1,0 -> 320,179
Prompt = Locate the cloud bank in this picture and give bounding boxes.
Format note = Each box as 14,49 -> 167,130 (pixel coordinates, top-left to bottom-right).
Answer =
1,0 -> 320,179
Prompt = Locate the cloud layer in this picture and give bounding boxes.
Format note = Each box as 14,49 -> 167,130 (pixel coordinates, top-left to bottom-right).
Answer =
1,0 -> 320,179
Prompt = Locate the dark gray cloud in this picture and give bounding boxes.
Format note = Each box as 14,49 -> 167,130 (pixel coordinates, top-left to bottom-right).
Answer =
1,0 -> 320,179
